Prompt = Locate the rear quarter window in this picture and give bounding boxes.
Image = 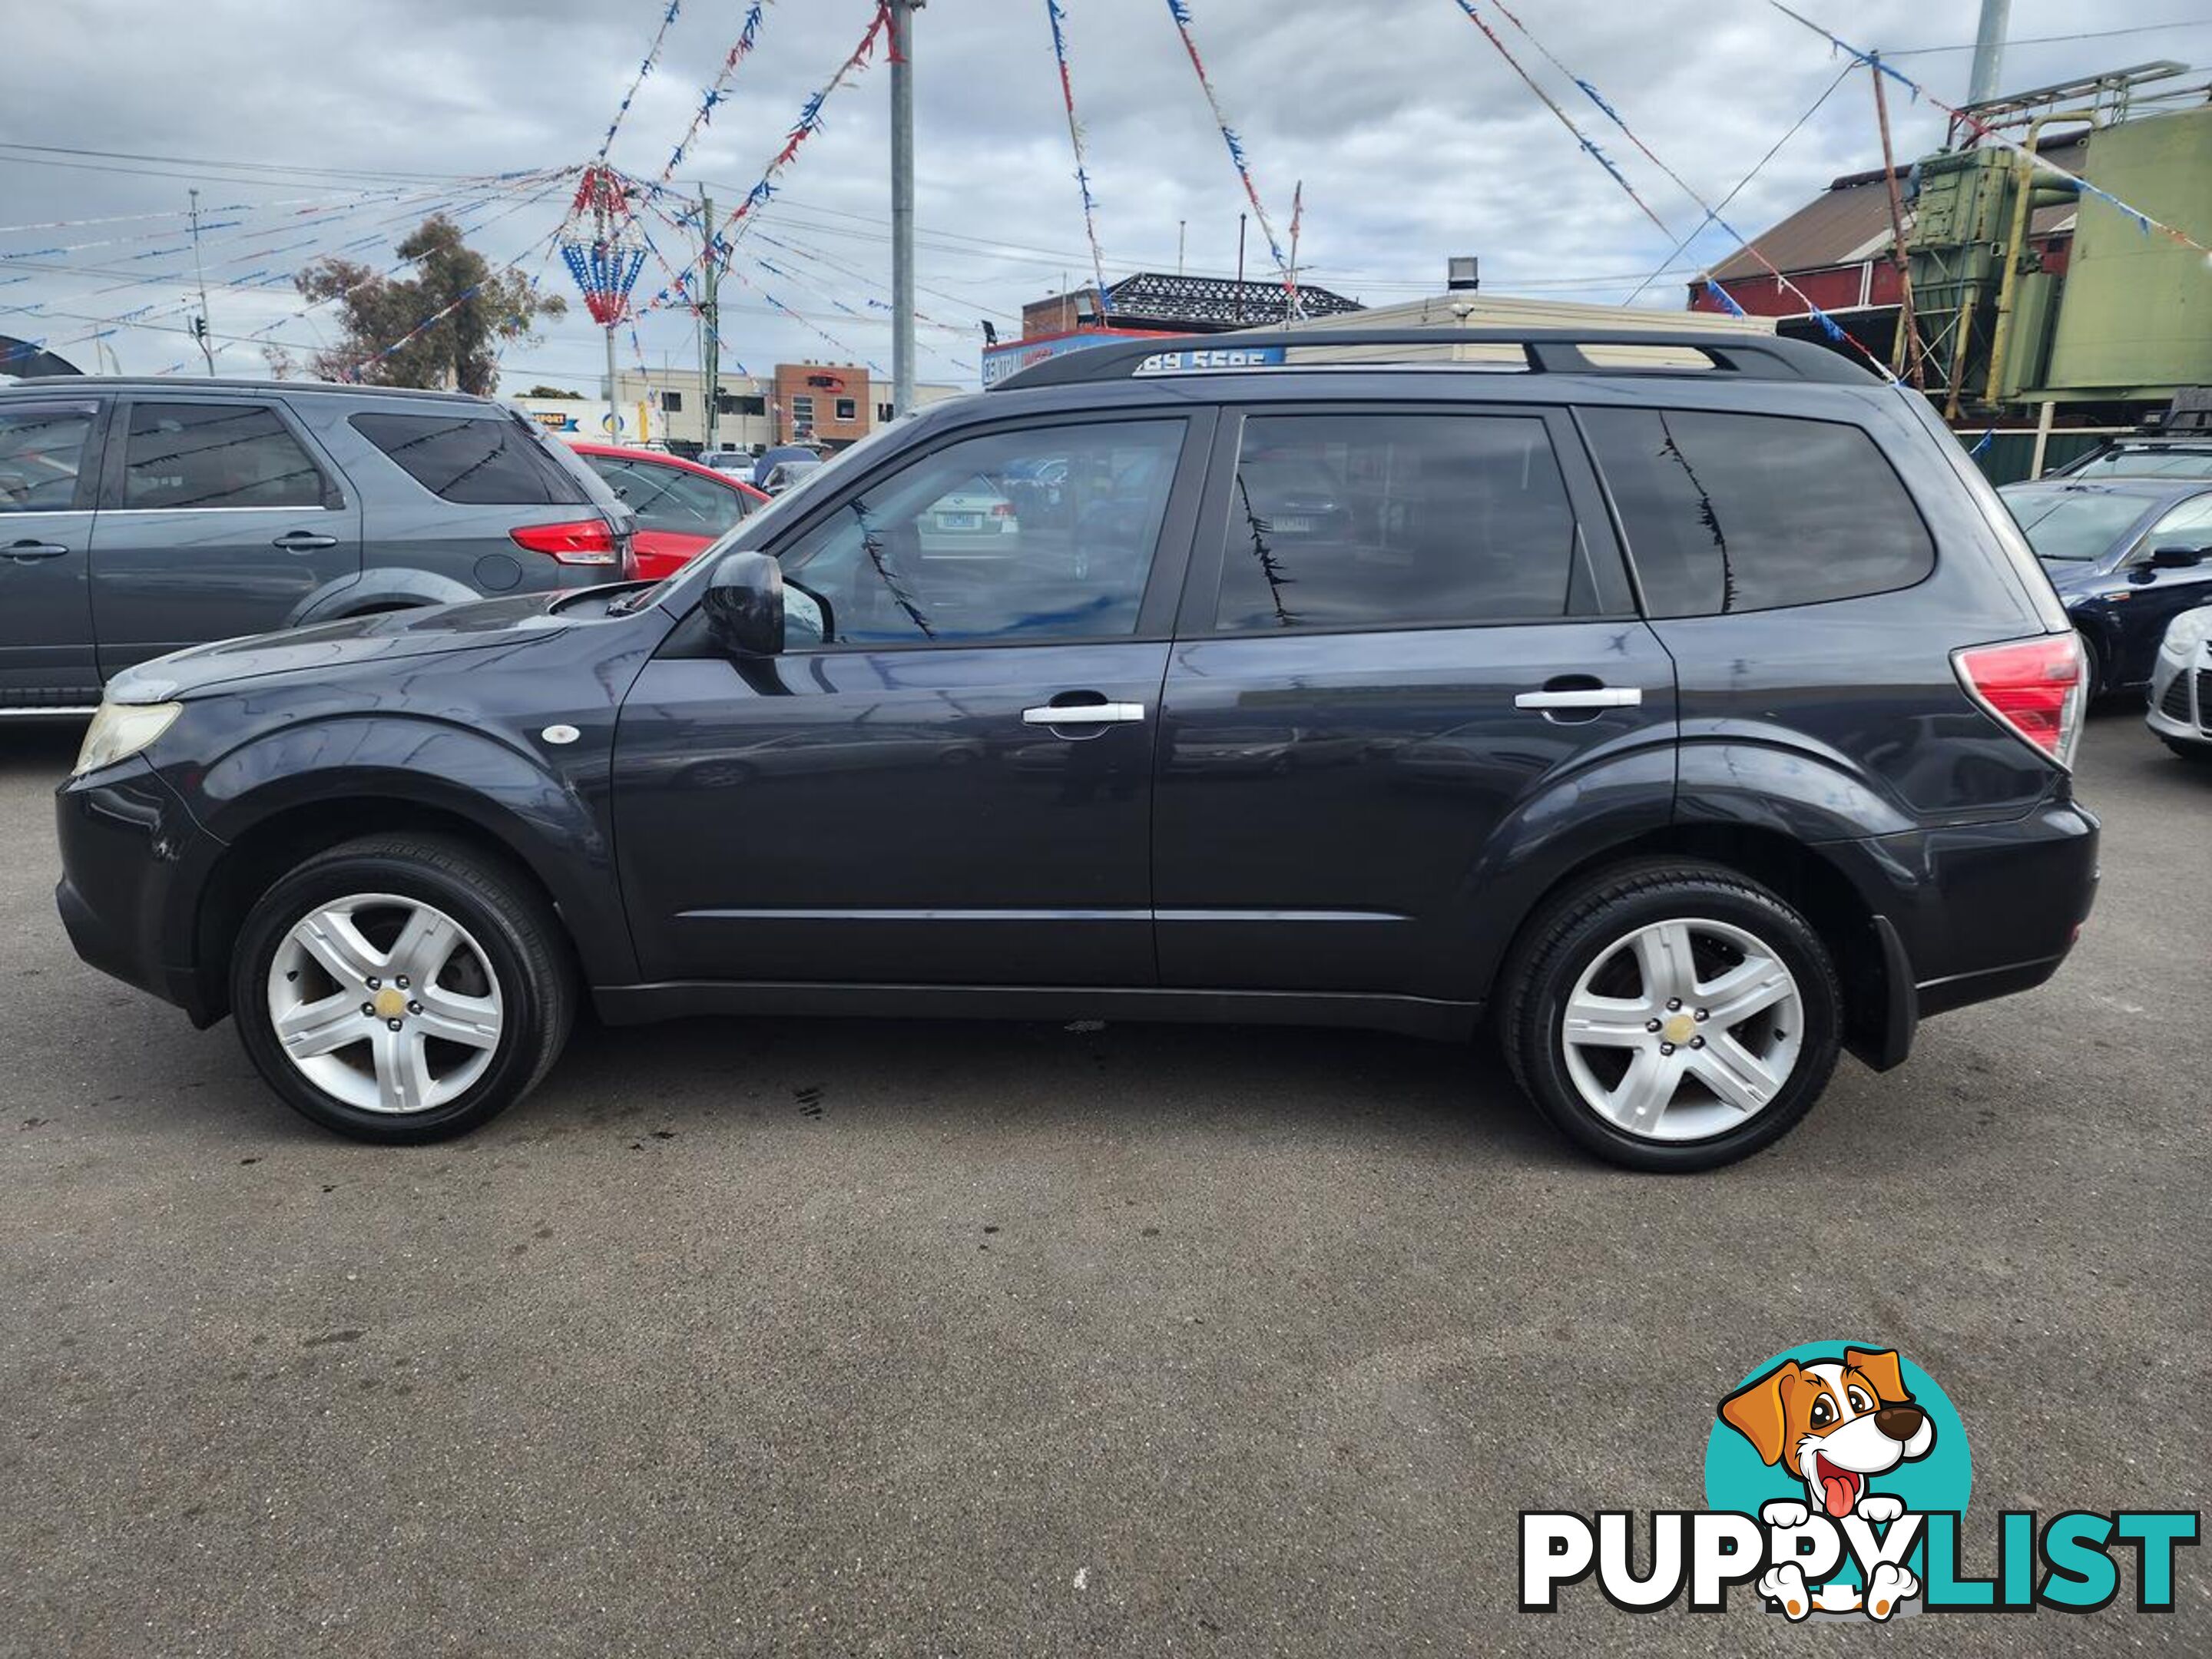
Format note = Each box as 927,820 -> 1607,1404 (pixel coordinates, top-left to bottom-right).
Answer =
1581,408 -> 1934,616
349,411 -> 584,506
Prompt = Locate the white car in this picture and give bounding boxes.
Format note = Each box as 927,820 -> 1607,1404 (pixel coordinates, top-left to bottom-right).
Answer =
2146,604 -> 2212,762
920,473 -> 1019,545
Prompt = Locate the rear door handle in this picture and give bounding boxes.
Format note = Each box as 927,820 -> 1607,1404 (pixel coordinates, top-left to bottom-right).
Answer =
272,530 -> 339,552
1515,687 -> 1642,710
4,539 -> 70,562
1022,701 -> 1147,726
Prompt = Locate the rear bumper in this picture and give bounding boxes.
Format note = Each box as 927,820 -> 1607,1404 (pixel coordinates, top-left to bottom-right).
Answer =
1833,794 -> 2099,1068
54,759 -> 227,1025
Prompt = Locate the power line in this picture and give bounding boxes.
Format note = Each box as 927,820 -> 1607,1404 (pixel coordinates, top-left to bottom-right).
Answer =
1885,19 -> 2212,57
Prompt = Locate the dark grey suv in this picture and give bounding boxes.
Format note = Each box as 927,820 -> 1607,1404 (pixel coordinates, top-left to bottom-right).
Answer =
53,331 -> 2098,1170
0,379 -> 634,712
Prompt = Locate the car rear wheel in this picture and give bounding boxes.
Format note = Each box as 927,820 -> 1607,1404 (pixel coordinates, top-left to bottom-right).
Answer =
230,834 -> 573,1143
1499,860 -> 1843,1172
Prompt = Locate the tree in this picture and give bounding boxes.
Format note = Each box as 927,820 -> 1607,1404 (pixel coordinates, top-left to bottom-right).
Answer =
289,214 -> 564,393
522,384 -> 583,399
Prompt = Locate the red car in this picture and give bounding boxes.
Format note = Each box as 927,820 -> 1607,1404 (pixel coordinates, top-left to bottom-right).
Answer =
571,442 -> 770,580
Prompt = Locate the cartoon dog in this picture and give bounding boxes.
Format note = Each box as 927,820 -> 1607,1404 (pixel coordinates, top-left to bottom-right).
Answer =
1719,1347 -> 1936,1621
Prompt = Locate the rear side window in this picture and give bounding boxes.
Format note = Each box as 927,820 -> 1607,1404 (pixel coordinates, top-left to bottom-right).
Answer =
0,403 -> 96,512
349,412 -> 581,505
1581,409 -> 1932,616
1214,412 -> 1582,631
123,402 -> 326,509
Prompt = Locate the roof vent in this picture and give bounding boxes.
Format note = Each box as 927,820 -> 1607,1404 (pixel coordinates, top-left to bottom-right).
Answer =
1446,257 -> 1481,291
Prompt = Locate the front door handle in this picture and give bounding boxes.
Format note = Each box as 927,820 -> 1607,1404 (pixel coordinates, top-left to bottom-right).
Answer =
272,530 -> 338,552
1022,700 -> 1146,726
3,539 -> 70,562
1515,687 -> 1642,710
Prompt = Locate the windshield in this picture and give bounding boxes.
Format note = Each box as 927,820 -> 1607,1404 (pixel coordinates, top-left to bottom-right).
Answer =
2065,448 -> 2212,480
2002,489 -> 2147,561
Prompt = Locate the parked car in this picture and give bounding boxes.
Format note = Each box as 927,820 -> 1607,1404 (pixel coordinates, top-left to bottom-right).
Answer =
2047,436 -> 2212,482
696,448 -> 754,475
56,328 -> 2098,1171
0,379 -> 634,714
572,442 -> 768,580
750,443 -> 820,490
2145,604 -> 2212,763
759,458 -> 823,497
1998,478 -> 2212,694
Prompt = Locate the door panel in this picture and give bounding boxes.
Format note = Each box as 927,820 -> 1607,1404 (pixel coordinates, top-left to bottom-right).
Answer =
2118,493 -> 2212,684
1154,623 -> 1676,995
91,399 -> 359,674
614,644 -> 1166,984
0,397 -> 103,706
1153,402 -> 1671,998
611,409 -> 1211,988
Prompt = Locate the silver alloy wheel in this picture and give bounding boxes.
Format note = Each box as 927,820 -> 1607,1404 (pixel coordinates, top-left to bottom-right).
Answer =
264,892 -> 503,1114
1558,916 -> 1804,1142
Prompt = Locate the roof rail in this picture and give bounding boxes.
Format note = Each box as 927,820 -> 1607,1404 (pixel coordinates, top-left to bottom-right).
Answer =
988,327 -> 1876,392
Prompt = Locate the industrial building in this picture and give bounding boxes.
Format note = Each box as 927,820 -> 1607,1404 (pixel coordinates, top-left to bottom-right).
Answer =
1691,61 -> 2211,472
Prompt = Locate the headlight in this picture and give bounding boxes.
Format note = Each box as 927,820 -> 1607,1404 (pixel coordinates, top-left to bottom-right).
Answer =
71,700 -> 182,778
2162,607 -> 2212,657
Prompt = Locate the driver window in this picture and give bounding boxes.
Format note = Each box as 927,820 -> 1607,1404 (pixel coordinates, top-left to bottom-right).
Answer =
775,419 -> 1184,647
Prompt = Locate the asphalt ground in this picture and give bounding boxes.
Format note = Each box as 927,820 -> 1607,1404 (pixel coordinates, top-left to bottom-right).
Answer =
2,704 -> 2205,1657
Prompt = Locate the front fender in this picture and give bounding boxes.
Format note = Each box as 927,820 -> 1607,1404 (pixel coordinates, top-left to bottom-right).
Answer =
286,567 -> 483,628
181,714 -> 638,985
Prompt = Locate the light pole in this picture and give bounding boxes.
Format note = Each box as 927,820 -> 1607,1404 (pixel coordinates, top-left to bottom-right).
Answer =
187,187 -> 217,375
889,0 -> 922,418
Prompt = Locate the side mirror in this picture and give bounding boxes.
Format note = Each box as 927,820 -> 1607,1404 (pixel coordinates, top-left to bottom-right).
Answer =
2151,545 -> 2207,570
700,551 -> 784,657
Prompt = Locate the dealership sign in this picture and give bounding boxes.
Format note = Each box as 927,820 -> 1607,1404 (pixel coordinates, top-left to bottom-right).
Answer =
981,327 -> 1187,388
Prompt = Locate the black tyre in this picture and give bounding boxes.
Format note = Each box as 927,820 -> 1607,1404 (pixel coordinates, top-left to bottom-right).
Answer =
2075,630 -> 2101,700
1498,860 -> 1843,1172
229,833 -> 575,1143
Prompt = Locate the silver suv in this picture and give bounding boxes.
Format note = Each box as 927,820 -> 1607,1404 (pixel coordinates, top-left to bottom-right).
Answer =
0,378 -> 634,713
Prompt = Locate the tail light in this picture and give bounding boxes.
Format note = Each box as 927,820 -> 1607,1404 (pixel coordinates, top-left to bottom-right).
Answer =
1952,634 -> 2084,770
509,518 -> 620,566
990,501 -> 1015,518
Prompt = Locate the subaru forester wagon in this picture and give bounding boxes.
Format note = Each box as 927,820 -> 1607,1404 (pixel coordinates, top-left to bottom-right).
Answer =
54,330 -> 2098,1170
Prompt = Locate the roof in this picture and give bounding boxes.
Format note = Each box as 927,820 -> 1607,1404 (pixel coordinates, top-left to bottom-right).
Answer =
0,374 -> 489,403
1706,139 -> 2086,284
1101,270 -> 1363,329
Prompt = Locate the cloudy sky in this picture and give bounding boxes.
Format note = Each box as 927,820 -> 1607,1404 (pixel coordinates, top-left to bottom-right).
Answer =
5,0 -> 2207,392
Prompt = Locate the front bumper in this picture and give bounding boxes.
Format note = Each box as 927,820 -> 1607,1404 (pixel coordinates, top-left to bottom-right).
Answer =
54,758 -> 228,1025
2145,641 -> 2211,747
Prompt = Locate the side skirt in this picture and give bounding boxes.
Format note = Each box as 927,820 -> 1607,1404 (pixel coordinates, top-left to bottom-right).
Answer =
591,980 -> 1481,1042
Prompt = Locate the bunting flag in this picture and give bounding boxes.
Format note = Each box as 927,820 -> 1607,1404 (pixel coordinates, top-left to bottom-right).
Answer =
1459,0 -> 1886,375
1766,0 -> 2212,259
649,2 -> 772,197
1044,0 -> 1111,315
634,2 -> 892,313
594,0 -> 684,165
1163,0 -> 1295,296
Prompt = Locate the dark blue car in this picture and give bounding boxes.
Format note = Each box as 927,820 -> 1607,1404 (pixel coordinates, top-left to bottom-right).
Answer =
2001,478 -> 2212,694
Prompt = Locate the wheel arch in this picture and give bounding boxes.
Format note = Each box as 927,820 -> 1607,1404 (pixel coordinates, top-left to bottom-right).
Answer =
184,752 -> 631,1023
1478,821 -> 1905,1072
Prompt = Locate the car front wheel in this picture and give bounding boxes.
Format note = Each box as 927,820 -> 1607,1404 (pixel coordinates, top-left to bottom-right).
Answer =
1499,861 -> 1843,1172
230,834 -> 574,1142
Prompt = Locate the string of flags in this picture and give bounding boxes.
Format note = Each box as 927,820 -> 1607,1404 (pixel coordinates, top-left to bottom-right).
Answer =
1765,0 -> 2212,260
1044,0 -> 1111,313
1446,0 -> 1892,379
594,0 -> 684,166
1163,0 -> 1299,310
647,2 -> 772,197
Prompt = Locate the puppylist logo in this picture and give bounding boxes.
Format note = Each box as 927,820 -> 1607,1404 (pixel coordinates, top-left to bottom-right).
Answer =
1522,1343 -> 2198,1622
